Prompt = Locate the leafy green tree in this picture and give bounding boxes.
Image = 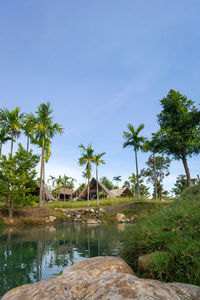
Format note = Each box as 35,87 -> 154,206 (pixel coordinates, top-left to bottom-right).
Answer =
123,180 -> 130,188
123,123 -> 145,200
100,176 -> 114,190
78,143 -> 94,205
0,144 -> 40,217
113,176 -> 122,188
172,174 -> 197,197
0,129 -> 12,157
141,156 -> 171,200
151,90 -> 200,187
93,152 -> 106,207
30,102 -> 63,207
0,107 -> 24,156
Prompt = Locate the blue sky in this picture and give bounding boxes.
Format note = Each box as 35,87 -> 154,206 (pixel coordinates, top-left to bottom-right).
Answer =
0,0 -> 200,193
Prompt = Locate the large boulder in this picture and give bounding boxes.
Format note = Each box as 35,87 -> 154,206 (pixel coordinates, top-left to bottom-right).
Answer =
2,256 -> 200,300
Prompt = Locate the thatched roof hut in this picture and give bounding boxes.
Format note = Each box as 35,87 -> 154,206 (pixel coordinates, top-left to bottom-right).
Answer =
110,187 -> 133,198
79,177 -> 114,200
32,184 -> 56,202
59,187 -> 73,201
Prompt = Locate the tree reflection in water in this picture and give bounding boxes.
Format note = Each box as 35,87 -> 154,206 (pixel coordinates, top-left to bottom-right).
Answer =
0,223 -> 127,297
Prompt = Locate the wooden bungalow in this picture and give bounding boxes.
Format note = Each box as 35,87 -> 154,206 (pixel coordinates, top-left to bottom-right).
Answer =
79,177 -> 114,200
110,187 -> 133,198
59,187 -> 73,201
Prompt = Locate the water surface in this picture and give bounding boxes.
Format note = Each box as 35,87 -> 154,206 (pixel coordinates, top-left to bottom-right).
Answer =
0,223 -> 128,297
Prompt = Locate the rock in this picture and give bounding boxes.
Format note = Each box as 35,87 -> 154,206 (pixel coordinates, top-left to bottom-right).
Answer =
86,219 -> 99,224
138,251 -> 168,278
90,209 -> 95,213
3,256 -> 200,300
48,216 -> 57,222
116,213 -> 126,222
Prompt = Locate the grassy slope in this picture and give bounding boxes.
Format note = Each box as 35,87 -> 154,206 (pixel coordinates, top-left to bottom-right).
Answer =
121,185 -> 200,285
46,197 -> 138,209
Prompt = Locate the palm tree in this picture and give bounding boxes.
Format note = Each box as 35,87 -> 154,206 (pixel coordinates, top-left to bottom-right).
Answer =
113,176 -> 122,188
0,129 -> 12,157
128,173 -> 136,196
93,152 -> 106,207
22,114 -> 35,152
31,102 -> 64,207
0,107 -> 24,156
123,123 -> 145,201
78,143 -> 94,206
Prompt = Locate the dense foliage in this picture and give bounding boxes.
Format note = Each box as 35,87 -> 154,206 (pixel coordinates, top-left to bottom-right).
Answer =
121,184 -> 200,285
0,144 -> 40,217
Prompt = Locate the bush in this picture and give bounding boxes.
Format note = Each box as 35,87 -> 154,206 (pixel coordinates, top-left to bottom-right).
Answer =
121,184 -> 200,285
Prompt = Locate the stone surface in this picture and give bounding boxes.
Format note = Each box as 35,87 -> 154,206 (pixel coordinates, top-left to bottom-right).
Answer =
86,219 -> 99,224
3,256 -> 200,300
116,213 -> 126,222
48,216 -> 57,222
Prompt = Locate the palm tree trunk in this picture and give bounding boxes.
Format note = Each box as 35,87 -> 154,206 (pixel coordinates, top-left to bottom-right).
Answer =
42,160 -> 45,202
153,154 -> 158,200
39,140 -> 44,208
182,154 -> 191,187
0,142 -> 2,157
96,164 -> 99,208
135,148 -> 141,200
87,175 -> 90,207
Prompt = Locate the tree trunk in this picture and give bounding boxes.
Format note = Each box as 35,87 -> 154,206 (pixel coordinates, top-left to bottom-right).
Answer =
42,159 -> 45,202
135,149 -> 141,200
96,164 -> 99,208
9,197 -> 14,218
158,182 -> 162,201
0,142 -> 2,157
11,135 -> 14,157
182,155 -> 191,187
39,142 -> 44,208
87,173 -> 90,207
153,154 -> 158,200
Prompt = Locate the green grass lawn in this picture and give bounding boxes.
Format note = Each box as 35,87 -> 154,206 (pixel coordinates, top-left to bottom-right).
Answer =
121,184 -> 200,286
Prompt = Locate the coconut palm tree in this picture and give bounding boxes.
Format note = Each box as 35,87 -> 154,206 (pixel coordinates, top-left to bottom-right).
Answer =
22,114 -> 35,152
0,107 -> 24,156
123,123 -> 145,200
31,102 -> 64,207
113,176 -> 122,188
0,129 -> 12,157
78,143 -> 94,206
93,152 -> 106,207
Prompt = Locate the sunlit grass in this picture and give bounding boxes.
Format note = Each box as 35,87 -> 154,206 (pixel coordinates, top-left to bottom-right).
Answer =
46,197 -> 139,209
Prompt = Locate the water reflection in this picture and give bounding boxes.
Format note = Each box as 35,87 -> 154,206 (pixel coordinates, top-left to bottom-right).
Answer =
0,223 -> 128,297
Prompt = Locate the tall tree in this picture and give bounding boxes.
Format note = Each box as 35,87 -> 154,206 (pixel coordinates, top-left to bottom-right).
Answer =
0,129 -> 12,157
78,143 -> 94,206
113,176 -> 122,188
123,123 -> 145,200
93,152 -> 106,207
31,102 -> 64,207
22,114 -> 35,152
0,107 -> 24,156
152,90 -> 200,187
141,156 -> 171,200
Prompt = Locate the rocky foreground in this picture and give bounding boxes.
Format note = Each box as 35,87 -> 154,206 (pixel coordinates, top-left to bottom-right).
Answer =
2,256 -> 200,300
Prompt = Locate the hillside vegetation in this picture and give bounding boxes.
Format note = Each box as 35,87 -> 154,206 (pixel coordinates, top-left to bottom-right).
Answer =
121,185 -> 200,285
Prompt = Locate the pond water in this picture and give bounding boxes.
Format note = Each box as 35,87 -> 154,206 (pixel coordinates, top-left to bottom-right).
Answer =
0,223 -> 129,297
